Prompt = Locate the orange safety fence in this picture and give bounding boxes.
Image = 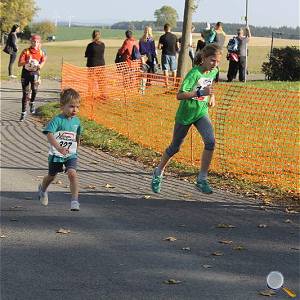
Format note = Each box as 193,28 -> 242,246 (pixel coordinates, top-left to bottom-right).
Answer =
62,62 -> 300,193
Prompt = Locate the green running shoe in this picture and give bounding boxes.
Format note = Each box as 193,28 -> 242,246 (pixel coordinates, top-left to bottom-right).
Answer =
151,169 -> 163,193
196,180 -> 213,194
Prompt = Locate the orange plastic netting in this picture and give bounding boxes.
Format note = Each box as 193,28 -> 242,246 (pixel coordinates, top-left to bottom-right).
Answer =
61,62 -> 300,193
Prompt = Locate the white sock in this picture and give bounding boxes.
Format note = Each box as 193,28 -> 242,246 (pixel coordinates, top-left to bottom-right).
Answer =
155,167 -> 163,176
198,171 -> 208,181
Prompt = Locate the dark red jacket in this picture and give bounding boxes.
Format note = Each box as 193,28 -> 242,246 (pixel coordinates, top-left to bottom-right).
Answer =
118,38 -> 139,63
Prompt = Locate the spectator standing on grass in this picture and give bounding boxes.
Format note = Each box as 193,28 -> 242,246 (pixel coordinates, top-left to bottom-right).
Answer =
85,30 -> 105,67
4,24 -> 20,78
237,26 -> 251,82
158,23 -> 179,84
227,27 -> 251,82
151,44 -> 222,195
18,35 -> 47,121
139,26 -> 157,73
38,88 -> 83,211
213,22 -> 226,82
202,22 -> 216,45
118,30 -> 139,64
196,33 -> 206,52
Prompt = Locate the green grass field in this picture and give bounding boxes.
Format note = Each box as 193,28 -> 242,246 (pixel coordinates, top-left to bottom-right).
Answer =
54,26 -> 145,41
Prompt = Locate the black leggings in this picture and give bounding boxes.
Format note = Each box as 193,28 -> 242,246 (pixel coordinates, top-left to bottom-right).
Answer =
21,71 -> 39,112
8,52 -> 17,76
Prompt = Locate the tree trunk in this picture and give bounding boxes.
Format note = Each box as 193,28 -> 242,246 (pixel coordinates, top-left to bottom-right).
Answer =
177,0 -> 194,78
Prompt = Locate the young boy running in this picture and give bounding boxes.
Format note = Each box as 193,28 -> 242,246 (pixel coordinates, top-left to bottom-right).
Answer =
38,88 -> 83,211
18,35 -> 47,121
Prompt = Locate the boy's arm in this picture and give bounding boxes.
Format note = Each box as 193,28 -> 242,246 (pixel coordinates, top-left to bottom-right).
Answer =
46,132 -> 69,156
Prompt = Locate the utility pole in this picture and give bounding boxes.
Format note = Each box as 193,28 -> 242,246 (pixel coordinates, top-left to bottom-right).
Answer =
177,0 -> 194,78
245,0 -> 248,82
68,16 -> 74,28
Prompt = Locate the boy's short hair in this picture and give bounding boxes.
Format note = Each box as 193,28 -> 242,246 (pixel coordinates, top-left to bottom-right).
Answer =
164,23 -> 171,31
125,30 -> 132,39
60,88 -> 80,106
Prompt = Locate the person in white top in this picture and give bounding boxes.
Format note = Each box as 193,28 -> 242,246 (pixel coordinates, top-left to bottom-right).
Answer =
188,24 -> 196,65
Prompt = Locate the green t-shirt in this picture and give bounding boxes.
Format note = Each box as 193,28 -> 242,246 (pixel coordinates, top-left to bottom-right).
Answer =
175,66 -> 218,125
43,114 -> 83,163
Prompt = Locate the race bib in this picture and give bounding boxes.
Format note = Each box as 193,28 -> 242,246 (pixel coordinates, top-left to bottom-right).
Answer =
49,131 -> 77,158
192,78 -> 213,101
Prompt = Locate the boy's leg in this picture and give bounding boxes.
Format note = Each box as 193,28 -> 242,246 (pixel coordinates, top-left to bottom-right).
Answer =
41,174 -> 56,192
194,116 -> 215,193
67,169 -> 79,200
65,158 -> 80,211
39,161 -> 61,206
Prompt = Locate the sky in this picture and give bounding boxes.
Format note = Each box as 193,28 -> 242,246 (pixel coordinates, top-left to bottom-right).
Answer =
34,0 -> 299,28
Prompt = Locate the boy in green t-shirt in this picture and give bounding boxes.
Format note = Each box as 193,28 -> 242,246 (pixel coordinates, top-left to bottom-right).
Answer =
151,44 -> 222,194
38,88 -> 83,211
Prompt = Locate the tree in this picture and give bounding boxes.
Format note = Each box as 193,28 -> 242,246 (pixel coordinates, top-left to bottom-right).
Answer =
0,0 -> 38,37
177,0 -> 196,78
32,21 -> 56,40
262,46 -> 300,81
154,5 -> 178,28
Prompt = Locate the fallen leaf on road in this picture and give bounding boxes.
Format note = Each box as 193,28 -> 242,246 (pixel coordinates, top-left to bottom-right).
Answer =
105,184 -> 115,189
202,264 -> 212,268
144,195 -> 151,199
181,247 -> 191,251
211,251 -> 223,256
219,240 -> 233,244
83,185 -> 96,190
182,193 -> 192,199
233,245 -> 246,251
259,289 -> 276,296
282,287 -> 297,298
56,228 -> 71,234
291,247 -> 300,251
53,180 -> 62,185
217,223 -> 235,228
163,279 -> 182,284
285,208 -> 298,214
126,152 -> 133,157
258,224 -> 268,228
164,236 -> 177,242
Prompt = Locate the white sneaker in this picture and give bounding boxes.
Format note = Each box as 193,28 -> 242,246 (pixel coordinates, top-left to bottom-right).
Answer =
9,75 -> 17,79
38,184 -> 48,206
70,200 -> 80,211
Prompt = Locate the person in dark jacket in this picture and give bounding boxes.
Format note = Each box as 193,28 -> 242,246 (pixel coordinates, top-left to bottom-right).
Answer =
139,26 -> 157,73
6,24 -> 20,78
85,30 -> 105,67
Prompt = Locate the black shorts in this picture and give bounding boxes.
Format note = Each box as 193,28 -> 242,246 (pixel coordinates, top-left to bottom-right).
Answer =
48,157 -> 77,176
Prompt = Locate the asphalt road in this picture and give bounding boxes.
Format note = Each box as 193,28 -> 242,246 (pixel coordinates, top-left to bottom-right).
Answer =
1,79 -> 299,300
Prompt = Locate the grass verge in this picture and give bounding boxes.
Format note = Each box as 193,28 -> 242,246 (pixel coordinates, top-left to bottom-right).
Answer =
37,102 -> 299,209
